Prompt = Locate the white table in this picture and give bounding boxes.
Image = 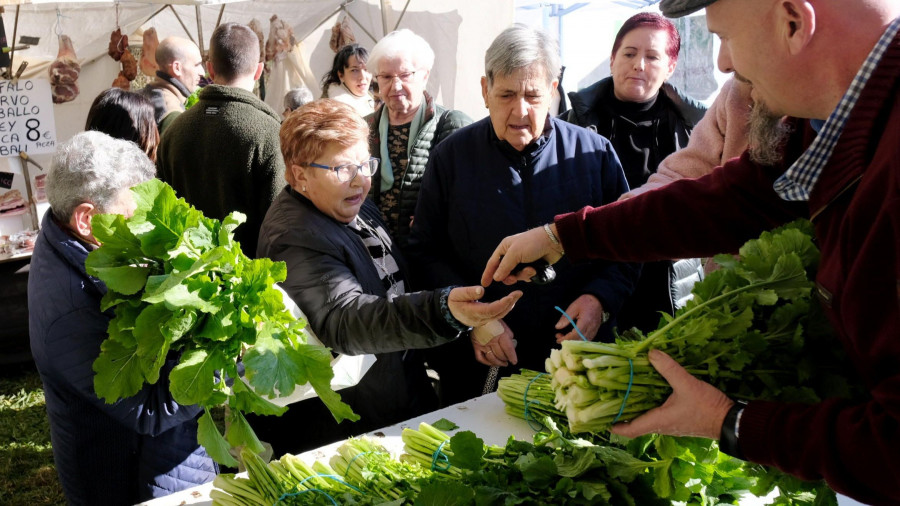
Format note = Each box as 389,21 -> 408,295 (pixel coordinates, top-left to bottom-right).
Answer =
138,393 -> 868,506
138,394 -> 534,506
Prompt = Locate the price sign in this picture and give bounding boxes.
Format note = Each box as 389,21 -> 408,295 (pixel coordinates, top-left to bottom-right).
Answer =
0,79 -> 58,158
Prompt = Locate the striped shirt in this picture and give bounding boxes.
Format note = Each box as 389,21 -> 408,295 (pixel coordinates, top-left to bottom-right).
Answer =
773,15 -> 900,201
349,217 -> 406,299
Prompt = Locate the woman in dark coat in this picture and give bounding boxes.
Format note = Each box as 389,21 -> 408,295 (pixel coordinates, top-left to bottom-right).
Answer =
565,12 -> 707,334
249,99 -> 521,457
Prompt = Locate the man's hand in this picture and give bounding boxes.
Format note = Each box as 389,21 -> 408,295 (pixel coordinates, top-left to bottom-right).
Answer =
611,349 -> 734,439
448,286 -> 522,328
481,224 -> 564,287
555,294 -> 603,343
471,319 -> 517,367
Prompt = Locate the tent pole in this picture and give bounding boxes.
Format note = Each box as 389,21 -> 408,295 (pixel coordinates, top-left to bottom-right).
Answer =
195,5 -> 205,55
215,5 -> 226,31
298,6 -> 344,43
343,10 -> 378,44
393,0 -> 411,31
8,5 -> 20,79
380,0 -> 389,38
169,5 -> 197,45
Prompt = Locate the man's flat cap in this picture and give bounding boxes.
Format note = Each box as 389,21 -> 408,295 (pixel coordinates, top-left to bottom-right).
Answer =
659,0 -> 718,18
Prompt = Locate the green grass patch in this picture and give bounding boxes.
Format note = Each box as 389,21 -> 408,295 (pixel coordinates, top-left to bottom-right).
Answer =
0,368 -> 65,505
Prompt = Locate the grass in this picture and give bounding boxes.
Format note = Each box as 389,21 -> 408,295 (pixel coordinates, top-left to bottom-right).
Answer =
0,365 -> 65,506
0,363 -> 230,505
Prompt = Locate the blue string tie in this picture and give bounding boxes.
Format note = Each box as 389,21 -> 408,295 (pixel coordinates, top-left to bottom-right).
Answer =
430,440 -> 451,471
276,473 -> 363,504
611,358 -> 635,424
523,372 -> 547,431
554,306 -> 589,341
344,451 -> 373,478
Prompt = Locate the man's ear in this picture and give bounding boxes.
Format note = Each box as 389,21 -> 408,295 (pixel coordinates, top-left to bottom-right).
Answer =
253,62 -> 264,81
779,0 -> 816,55
170,59 -> 183,78
481,76 -> 489,107
206,61 -> 217,82
69,202 -> 97,240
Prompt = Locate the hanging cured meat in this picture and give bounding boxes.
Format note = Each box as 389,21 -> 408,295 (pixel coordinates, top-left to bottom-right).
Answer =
265,15 -> 295,62
120,49 -> 138,80
108,28 -> 128,61
48,35 -> 81,104
140,28 -> 159,76
112,71 -> 130,91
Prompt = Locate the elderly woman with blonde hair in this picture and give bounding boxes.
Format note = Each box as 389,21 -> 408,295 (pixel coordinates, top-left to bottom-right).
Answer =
249,98 -> 521,456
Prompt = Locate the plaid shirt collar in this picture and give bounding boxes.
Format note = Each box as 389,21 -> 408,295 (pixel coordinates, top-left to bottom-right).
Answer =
773,16 -> 900,202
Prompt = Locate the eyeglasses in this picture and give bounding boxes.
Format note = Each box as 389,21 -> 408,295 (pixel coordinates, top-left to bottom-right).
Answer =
375,71 -> 418,84
307,157 -> 379,182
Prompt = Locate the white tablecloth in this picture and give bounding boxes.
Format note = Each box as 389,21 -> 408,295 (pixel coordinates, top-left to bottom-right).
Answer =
137,393 -> 869,506
137,394 -> 534,506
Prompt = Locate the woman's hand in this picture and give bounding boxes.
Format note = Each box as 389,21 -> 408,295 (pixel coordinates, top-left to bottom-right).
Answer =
610,349 -> 734,439
448,286 -> 522,328
555,294 -> 604,343
481,225 -> 564,287
471,319 -> 517,367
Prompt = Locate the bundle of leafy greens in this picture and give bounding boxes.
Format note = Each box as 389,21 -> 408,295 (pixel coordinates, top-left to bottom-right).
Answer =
86,180 -> 357,466
530,219 -> 861,504
213,420 -> 671,505
548,220 -> 829,432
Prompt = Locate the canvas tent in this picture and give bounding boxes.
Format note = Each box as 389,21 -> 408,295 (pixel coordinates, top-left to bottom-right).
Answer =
0,0 -> 514,236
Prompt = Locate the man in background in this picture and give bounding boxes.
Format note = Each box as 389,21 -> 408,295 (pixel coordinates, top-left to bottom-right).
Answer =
141,36 -> 204,132
157,22 -> 284,257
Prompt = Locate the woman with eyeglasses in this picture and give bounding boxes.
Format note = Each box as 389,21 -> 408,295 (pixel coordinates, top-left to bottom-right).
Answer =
364,29 -> 471,251
251,99 -> 521,457
320,43 -> 375,116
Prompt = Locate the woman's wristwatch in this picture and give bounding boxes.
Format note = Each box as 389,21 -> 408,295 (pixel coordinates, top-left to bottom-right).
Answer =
719,400 -> 747,459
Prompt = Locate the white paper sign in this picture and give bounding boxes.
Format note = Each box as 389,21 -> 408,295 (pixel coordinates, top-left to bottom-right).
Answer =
0,79 -> 57,158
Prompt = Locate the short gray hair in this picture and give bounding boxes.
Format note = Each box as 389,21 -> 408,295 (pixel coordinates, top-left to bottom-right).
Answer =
367,29 -> 435,76
48,131 -> 156,222
283,86 -> 314,112
485,24 -> 560,87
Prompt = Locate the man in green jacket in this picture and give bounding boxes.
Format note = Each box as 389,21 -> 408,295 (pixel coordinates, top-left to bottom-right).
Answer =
157,22 -> 284,257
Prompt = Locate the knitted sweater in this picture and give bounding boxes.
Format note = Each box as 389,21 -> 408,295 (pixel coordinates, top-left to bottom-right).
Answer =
156,84 -> 284,257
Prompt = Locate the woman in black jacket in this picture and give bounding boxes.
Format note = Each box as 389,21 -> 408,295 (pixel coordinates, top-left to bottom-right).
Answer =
248,99 -> 521,457
565,12 -> 706,334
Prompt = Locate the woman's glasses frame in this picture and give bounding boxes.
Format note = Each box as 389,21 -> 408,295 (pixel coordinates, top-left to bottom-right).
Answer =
307,157 -> 380,182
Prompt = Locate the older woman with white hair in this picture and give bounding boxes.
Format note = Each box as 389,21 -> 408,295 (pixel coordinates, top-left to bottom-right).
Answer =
408,24 -> 639,406
28,131 -> 218,504
365,28 -> 471,250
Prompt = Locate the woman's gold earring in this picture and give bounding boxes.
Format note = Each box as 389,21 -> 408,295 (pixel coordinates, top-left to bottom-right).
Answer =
302,186 -> 307,192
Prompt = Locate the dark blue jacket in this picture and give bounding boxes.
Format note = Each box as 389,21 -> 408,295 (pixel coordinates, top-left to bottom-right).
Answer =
28,212 -> 217,505
409,116 -> 640,373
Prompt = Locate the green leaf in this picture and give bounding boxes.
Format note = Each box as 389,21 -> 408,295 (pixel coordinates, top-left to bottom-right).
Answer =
133,303 -> 174,383
516,453 -> 557,488
198,409 -> 238,467
224,408 -> 266,455
169,348 -> 225,406
448,431 -> 486,471
415,481 -> 474,505
432,418 -> 459,431
229,376 -> 287,417
86,264 -> 151,296
129,179 -> 205,258
92,338 -> 145,402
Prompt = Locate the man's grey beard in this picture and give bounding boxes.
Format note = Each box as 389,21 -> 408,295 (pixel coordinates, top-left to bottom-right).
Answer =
748,101 -> 792,166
